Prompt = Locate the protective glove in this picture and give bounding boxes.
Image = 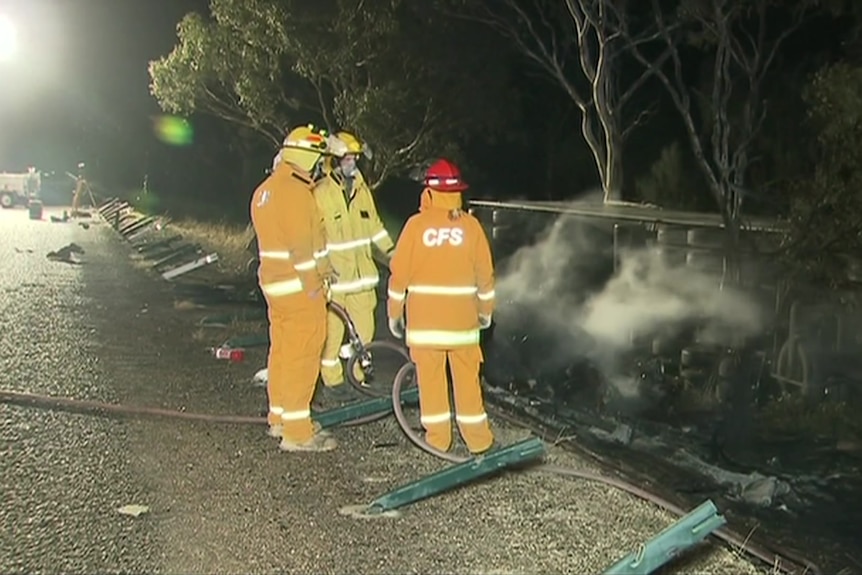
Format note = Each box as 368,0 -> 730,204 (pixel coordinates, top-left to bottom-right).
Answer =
388,316 -> 405,339
319,267 -> 339,301
478,314 -> 493,330
373,249 -> 392,270
320,264 -> 340,284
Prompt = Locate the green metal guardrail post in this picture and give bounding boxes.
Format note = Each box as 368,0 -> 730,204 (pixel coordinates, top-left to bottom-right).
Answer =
601,499 -> 726,575
223,332 -> 270,349
199,309 -> 268,327
362,437 -> 545,514
312,387 -> 419,429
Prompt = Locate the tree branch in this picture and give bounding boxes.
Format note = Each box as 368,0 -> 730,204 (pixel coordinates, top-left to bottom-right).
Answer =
618,47 -> 672,108
621,102 -> 658,141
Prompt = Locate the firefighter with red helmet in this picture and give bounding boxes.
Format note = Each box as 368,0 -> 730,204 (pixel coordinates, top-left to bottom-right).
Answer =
386,159 -> 497,455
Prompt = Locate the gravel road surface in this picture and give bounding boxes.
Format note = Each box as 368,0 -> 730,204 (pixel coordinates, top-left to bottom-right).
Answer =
0,206 -> 762,574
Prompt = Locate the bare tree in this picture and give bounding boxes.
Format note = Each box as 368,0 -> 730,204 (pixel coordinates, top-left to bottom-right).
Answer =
452,0 -> 670,202
620,0 -> 809,272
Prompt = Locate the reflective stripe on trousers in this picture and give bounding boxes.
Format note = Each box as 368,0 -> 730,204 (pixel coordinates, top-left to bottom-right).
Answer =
281,409 -> 310,422
421,410 -> 489,427
456,413 -> 488,424
420,411 -> 451,426
268,406 -> 284,425
419,411 -> 488,426
262,278 -> 303,297
406,329 -> 480,347
259,250 -> 292,260
294,258 -> 316,271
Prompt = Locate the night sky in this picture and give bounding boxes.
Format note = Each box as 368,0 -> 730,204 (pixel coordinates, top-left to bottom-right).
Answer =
1,1 -> 854,222
0,0 -> 548,220
0,0 -> 213,195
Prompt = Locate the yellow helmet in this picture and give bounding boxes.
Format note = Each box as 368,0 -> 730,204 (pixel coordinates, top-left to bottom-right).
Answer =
336,131 -> 363,154
333,131 -> 373,160
280,124 -> 331,171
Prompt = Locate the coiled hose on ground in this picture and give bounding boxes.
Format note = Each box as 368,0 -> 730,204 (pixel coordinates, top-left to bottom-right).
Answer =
0,362 -> 822,575
388,361 -> 822,575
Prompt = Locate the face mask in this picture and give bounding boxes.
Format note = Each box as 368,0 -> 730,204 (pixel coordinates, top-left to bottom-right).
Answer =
338,156 -> 357,178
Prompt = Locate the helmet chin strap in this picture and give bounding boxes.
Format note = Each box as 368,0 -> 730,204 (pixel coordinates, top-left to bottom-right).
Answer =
311,159 -> 326,181
271,150 -> 283,172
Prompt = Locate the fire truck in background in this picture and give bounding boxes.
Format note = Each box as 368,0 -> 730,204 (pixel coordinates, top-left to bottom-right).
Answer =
0,166 -> 40,208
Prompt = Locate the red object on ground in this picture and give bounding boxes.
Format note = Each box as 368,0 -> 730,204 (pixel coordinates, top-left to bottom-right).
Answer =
214,347 -> 245,363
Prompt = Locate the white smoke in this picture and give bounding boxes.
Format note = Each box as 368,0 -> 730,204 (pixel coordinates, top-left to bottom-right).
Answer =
580,247 -> 762,349
493,208 -> 764,403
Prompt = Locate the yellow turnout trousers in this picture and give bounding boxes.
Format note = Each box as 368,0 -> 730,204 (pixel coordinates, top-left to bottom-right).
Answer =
320,289 -> 377,386
410,344 -> 494,453
265,291 -> 327,442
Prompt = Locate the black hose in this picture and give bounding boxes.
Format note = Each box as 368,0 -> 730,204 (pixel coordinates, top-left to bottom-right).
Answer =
0,367 -> 823,575
389,361 -> 822,575
0,389 -> 381,428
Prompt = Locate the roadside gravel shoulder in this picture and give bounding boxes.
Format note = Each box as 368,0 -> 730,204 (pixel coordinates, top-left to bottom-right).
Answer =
0,206 -> 763,574
86,216 -> 762,574
0,210 -> 159,574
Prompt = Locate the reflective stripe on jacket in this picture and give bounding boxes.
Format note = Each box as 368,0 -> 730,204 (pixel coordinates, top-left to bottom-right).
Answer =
387,189 -> 495,349
314,170 -> 393,295
250,164 -> 330,298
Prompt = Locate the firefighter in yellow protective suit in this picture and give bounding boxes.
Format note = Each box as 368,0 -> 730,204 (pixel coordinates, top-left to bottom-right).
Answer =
250,124 -> 338,453
386,159 -> 497,455
314,131 -> 394,402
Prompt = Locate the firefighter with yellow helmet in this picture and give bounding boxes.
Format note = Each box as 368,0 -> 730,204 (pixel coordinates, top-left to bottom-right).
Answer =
250,124 -> 338,452
313,131 -> 394,401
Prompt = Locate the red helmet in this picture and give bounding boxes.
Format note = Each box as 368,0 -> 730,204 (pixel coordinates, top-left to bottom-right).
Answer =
423,159 -> 468,192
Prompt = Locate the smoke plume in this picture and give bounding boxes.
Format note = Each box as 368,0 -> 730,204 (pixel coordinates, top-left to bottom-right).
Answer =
490,207 -> 764,408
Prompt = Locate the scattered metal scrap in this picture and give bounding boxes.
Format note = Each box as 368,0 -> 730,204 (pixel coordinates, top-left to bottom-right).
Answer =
96,197 -> 218,281
46,242 -> 85,265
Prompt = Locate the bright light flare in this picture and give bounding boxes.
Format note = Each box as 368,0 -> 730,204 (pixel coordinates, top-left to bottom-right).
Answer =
153,115 -> 194,146
0,14 -> 17,62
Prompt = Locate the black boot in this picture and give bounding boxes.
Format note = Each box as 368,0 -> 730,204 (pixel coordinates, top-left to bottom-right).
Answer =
322,383 -> 362,404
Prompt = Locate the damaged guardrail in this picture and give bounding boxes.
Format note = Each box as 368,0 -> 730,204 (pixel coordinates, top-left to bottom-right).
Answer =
78,197 -> 825,575
96,196 -> 219,282
602,499 -> 726,575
